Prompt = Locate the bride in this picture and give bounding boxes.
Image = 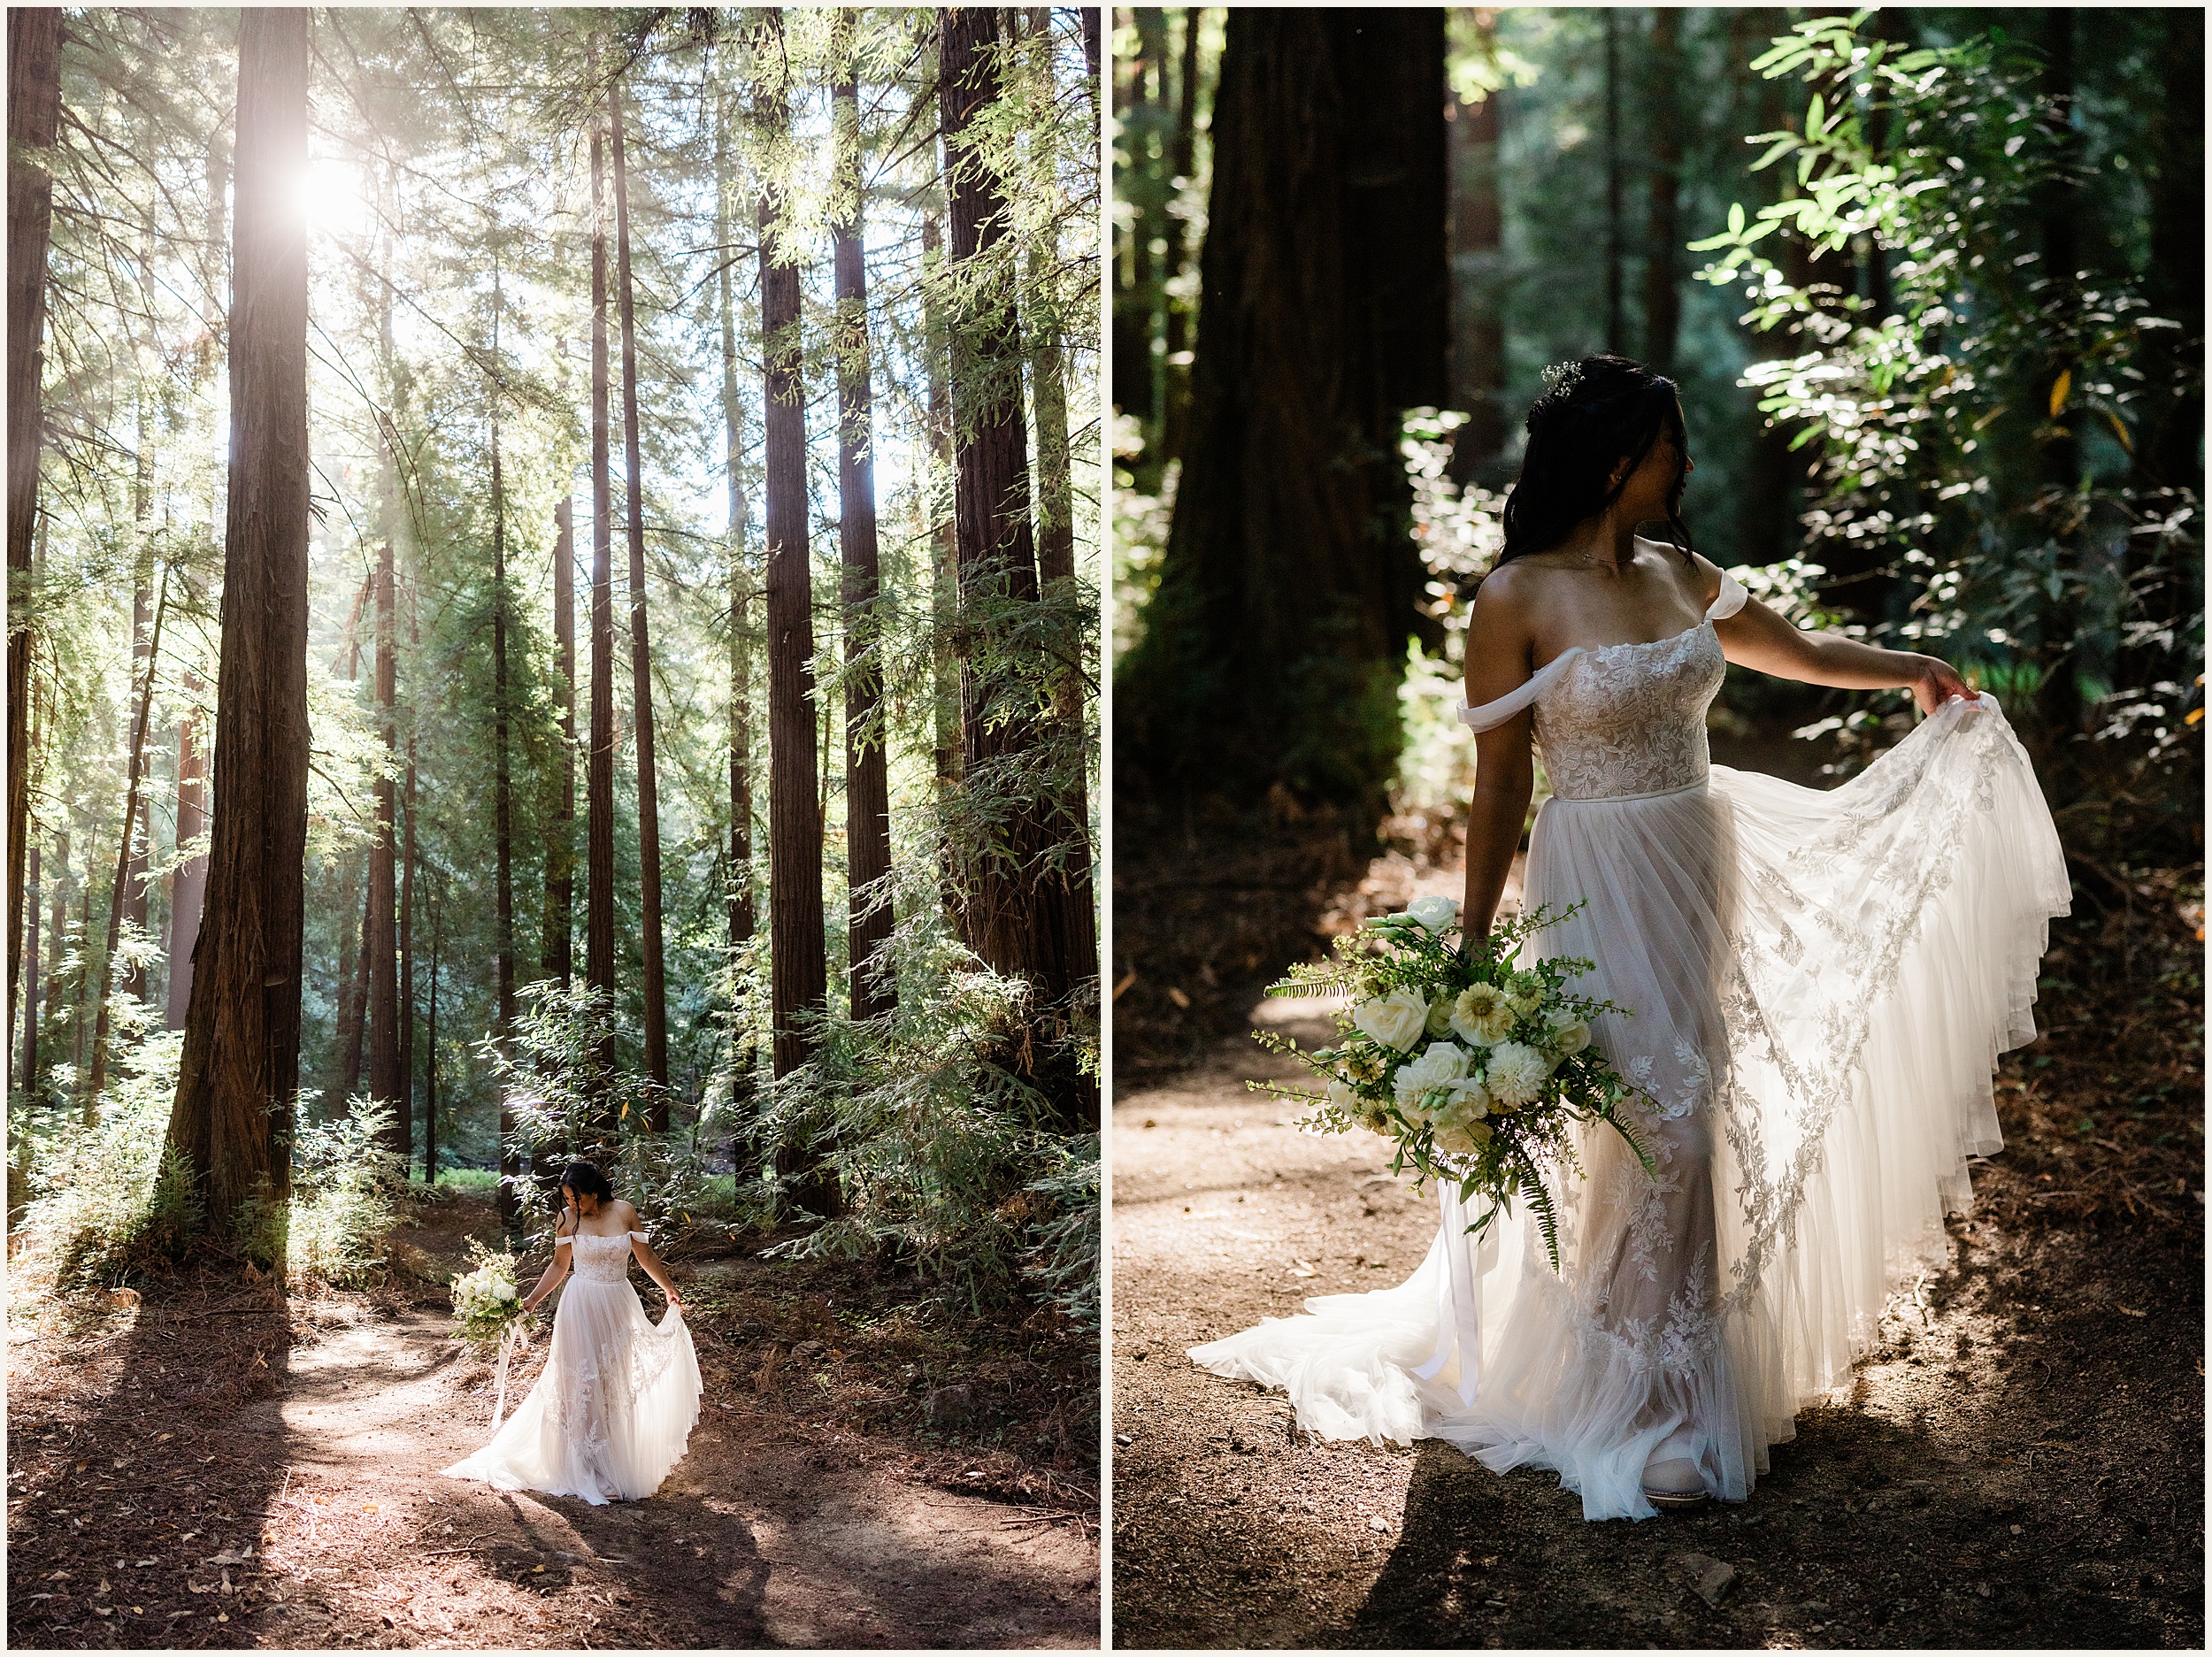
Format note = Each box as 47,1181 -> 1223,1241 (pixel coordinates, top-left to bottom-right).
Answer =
443,1161 -> 703,1505
1190,357 -> 2070,1520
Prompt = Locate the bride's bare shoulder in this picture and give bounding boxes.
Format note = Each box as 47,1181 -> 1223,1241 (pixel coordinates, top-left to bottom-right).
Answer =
1467,559 -> 1545,634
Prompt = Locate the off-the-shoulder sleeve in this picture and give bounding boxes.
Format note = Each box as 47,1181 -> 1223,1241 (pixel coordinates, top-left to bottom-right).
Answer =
628,1230 -> 649,1241
1705,568 -> 1748,622
1457,649 -> 1580,733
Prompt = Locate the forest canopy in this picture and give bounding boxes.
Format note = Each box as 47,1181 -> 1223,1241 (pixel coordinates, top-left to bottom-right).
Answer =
8,5 -> 1102,1324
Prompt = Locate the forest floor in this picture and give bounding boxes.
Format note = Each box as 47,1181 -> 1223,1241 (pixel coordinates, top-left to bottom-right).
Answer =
1110,817 -> 2204,1650
6,1190 -> 1100,1650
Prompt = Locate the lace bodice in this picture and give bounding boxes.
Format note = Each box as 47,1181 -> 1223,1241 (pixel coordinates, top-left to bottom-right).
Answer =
567,1229 -> 643,1284
1459,572 -> 1744,802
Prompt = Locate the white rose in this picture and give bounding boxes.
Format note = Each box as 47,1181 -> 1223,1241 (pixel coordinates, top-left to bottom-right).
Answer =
1431,1077 -> 1492,1127
1424,997 -> 1456,1039
1353,987 -> 1431,1053
1449,983 -> 1516,1047
1485,1039 -> 1553,1109
1326,1078 -> 1359,1112
1548,1019 -> 1592,1058
1404,894 -> 1460,933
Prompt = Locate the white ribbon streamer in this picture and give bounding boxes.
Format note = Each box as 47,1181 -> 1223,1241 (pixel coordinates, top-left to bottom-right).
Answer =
1408,1180 -> 1484,1408
490,1316 -> 532,1430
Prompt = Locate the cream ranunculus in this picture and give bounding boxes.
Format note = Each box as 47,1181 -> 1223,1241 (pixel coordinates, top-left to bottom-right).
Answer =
1547,1019 -> 1592,1057
1352,986 -> 1430,1053
1404,894 -> 1461,933
1432,1123 -> 1478,1157
1505,972 -> 1548,1019
1484,1039 -> 1553,1109
1449,982 -> 1516,1047
1394,1041 -> 1471,1123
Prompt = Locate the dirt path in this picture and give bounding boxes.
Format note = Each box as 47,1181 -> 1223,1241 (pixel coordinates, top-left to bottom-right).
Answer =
1109,1009 -> 2203,1650
9,1221 -> 1098,1649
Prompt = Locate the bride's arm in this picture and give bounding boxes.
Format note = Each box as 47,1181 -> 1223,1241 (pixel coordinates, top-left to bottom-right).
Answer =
624,1207 -> 683,1311
1461,579 -> 1539,945
519,1221 -> 572,1314
1698,556 -> 1971,716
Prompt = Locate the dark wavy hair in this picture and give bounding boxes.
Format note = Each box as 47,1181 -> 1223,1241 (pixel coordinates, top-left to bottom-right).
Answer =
557,1161 -> 617,1206
1497,356 -> 1694,564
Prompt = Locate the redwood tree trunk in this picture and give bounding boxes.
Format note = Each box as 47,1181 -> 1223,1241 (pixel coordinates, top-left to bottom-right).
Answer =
545,495 -> 576,987
87,570 -> 168,1108
397,598 -> 417,1176
833,33 -> 895,1024
119,554 -> 151,1003
1641,7 -> 1682,375
165,671 -> 208,1029
7,6 -> 62,1056
490,319 -> 517,1054
610,73 -> 670,1107
1114,8 -> 1446,817
923,213 -> 959,793
757,18 -> 834,1215
716,75 -> 755,969
423,886 -> 441,1187
368,538 -> 402,1155
19,819 -> 38,1099
941,7 -> 1099,1132
582,93 -> 618,1151
166,7 -> 313,1231
1448,11 -> 1507,473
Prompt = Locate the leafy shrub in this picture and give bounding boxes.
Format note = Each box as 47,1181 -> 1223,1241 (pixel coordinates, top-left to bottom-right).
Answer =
241,1101 -> 405,1288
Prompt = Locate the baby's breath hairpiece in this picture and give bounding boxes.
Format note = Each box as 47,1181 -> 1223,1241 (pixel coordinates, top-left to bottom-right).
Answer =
1540,360 -> 1585,400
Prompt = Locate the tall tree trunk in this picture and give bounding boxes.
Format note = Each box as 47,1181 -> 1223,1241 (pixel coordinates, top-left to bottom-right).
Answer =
1448,10 -> 1508,476
757,17 -> 835,1215
582,75 -> 618,1150
1603,9 -> 1624,355
923,213 -> 960,793
717,73 -> 755,976
609,72 -> 670,1106
1641,7 -> 1681,375
833,27 -> 895,1025
167,7 -> 313,1234
1079,6 -> 1100,105
121,455 -> 154,1004
2140,6 -> 2204,493
165,669 -> 208,1029
397,596 -> 417,1178
368,539 -> 402,1155
19,802 -> 38,1100
1114,10 -> 1164,434
7,6 -> 62,1057
423,884 -> 440,1187
86,567 -> 168,1109
1159,4 -> 1202,464
1116,9 -> 1446,818
42,827 -> 67,1094
489,282 -> 517,1054
942,7 -> 1102,1133
544,495 -> 576,987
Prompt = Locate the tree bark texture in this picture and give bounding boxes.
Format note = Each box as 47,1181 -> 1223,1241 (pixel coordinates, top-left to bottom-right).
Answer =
119,558 -> 152,1003
942,7 -> 1101,1133
42,829 -> 67,1091
584,101 -> 618,1111
167,7 -> 313,1230
1447,12 -> 1507,475
1641,9 -> 1682,375
165,671 -> 208,1029
757,20 -> 836,1215
716,80 -> 755,972
1159,3 -> 1202,464
1113,10 -> 1164,430
398,603 -> 417,1173
610,75 -> 670,1103
923,213 -> 960,792
18,837 -> 37,1100
368,539 -> 403,1155
1116,8 -> 1446,817
545,495 -> 576,987
7,5 -> 62,1058
490,364 -> 517,1052
833,40 -> 895,1024
86,568 -> 167,1109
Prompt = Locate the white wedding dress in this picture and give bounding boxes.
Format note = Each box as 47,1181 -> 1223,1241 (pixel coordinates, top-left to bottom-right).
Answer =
443,1229 -> 703,1505
1190,571 -> 2070,1520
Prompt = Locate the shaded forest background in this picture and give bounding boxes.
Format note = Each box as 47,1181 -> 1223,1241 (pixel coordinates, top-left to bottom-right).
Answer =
1110,5 -> 2202,1069
7,5 -> 1103,1344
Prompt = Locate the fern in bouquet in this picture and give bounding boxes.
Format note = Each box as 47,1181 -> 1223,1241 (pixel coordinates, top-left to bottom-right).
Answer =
1252,896 -> 1655,1270
449,1238 -> 531,1346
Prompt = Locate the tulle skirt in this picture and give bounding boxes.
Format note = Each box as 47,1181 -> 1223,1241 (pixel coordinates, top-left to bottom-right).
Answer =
1191,694 -> 2070,1520
442,1277 -> 702,1505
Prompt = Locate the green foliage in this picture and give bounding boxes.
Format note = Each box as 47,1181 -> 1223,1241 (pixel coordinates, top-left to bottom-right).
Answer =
749,894 -> 1100,1324
241,1102 -> 406,1289
1690,12 -> 2203,814
19,1033 -> 198,1286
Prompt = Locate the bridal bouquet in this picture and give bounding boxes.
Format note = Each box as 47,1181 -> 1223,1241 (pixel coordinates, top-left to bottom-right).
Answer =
450,1242 -> 530,1345
1251,897 -> 1653,1270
